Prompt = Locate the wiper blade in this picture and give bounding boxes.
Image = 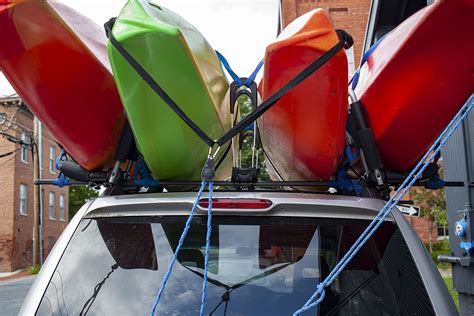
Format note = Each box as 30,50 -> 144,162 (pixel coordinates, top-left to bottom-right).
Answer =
184,262 -> 293,315
79,263 -> 119,315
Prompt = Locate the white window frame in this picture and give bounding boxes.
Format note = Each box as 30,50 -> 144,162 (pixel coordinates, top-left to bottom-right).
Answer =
20,133 -> 29,163
59,194 -> 65,222
49,146 -> 56,174
346,46 -> 356,79
49,192 -> 55,220
437,224 -> 449,241
19,184 -> 28,216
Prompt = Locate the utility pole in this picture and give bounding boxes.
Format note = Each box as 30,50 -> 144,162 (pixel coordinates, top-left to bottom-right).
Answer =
38,120 -> 43,265
33,117 -> 43,267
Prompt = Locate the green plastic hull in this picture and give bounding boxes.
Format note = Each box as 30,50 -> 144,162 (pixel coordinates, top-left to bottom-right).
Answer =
108,0 -> 230,180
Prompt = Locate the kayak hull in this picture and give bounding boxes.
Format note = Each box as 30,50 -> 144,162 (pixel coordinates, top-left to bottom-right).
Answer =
354,0 -> 474,172
108,0 -> 230,181
259,9 -> 348,181
0,1 -> 125,170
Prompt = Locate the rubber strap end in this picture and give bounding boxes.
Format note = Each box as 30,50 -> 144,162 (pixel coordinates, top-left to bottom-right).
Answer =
201,157 -> 216,181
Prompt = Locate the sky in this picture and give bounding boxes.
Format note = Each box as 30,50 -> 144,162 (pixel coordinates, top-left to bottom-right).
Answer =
0,0 -> 280,95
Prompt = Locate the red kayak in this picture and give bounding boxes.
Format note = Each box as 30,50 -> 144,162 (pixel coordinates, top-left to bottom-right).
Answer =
353,0 -> 474,172
259,9 -> 348,181
0,1 -> 125,170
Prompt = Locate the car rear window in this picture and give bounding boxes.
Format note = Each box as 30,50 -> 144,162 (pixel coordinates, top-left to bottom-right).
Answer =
37,216 -> 434,315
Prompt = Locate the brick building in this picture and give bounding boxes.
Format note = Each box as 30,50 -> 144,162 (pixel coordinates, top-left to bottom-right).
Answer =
406,216 -> 442,244
280,0 -> 372,69
405,185 -> 448,245
0,96 -> 68,272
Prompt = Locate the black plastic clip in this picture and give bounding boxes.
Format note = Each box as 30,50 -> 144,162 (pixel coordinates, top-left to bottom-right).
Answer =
231,167 -> 259,183
201,156 -> 216,181
229,78 -> 258,114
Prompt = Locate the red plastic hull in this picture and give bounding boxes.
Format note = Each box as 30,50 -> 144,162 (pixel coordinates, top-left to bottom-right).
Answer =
259,9 -> 348,181
354,0 -> 474,172
0,1 -> 125,170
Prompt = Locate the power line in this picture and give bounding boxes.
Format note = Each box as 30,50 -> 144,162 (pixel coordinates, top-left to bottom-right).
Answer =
3,114 -> 58,144
0,116 -> 33,135
15,118 -> 34,130
0,148 -> 20,158
0,154 -> 16,167
8,118 -> 33,134
0,131 -> 32,147
1,112 -> 61,162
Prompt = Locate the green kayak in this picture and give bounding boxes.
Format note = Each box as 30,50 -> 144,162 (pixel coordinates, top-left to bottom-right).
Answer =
108,0 -> 231,180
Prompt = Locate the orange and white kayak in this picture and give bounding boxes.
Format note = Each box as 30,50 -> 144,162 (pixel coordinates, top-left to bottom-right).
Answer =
259,9 -> 348,181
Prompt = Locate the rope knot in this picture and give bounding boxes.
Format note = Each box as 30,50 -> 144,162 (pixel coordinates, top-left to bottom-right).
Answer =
55,150 -> 68,170
53,150 -> 70,187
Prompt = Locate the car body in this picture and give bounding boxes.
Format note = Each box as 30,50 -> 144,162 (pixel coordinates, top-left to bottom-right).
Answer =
20,191 -> 457,315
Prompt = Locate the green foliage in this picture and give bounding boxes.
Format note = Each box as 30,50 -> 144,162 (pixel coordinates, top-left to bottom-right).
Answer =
28,265 -> 40,275
411,165 -> 448,226
431,239 -> 450,252
411,183 -> 447,253
443,277 -> 459,310
69,186 -> 99,218
426,240 -> 451,269
411,187 -> 446,223
437,209 -> 448,227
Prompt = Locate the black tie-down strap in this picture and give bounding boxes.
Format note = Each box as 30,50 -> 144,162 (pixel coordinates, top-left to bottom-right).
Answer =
217,29 -> 352,146
105,18 -> 215,147
105,18 -> 353,148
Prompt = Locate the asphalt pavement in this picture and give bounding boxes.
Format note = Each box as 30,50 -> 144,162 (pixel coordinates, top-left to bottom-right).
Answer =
0,276 -> 35,316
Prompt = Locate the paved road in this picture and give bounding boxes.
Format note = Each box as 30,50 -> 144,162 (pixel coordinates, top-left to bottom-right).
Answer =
0,276 -> 35,316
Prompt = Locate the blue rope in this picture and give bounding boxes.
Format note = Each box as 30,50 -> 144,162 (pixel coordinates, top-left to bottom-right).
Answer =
134,157 -> 161,188
294,95 -> 473,315
216,50 -> 263,87
243,59 -> 264,87
329,146 -> 362,195
53,150 -> 70,187
150,180 -> 207,315
216,51 -> 242,86
344,145 -> 358,163
55,150 -> 67,170
200,181 -> 213,316
425,174 -> 445,190
328,169 -> 362,195
52,173 -> 70,188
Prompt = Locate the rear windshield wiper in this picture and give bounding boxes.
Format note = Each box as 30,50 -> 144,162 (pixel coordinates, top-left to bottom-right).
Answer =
79,263 -> 119,315
183,262 -> 292,315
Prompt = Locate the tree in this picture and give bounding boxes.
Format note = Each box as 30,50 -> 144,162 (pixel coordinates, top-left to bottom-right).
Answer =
410,186 -> 446,253
69,186 -> 99,218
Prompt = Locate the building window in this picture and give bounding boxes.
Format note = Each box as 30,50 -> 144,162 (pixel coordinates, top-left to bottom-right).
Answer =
19,184 -> 27,216
437,225 -> 449,240
20,133 -> 29,163
59,194 -> 65,221
49,192 -> 55,220
49,146 -> 56,173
